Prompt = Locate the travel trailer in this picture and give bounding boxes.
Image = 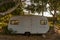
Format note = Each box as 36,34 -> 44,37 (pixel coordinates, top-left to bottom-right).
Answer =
8,15 -> 49,34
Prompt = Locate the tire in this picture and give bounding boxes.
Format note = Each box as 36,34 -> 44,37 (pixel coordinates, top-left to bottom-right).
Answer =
24,32 -> 30,36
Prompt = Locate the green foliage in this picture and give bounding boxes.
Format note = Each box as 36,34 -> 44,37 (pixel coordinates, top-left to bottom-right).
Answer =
25,0 -> 48,14
49,0 -> 60,11
0,2 -> 16,12
36,4 -> 42,14
0,0 -> 4,2
11,6 -> 23,16
25,4 -> 35,13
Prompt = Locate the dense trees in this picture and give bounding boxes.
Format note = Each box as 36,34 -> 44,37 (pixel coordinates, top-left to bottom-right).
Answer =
24,0 -> 48,15
0,0 -> 60,16
48,0 -> 60,25
0,2 -> 16,12
0,0 -> 60,25
0,0 -> 20,15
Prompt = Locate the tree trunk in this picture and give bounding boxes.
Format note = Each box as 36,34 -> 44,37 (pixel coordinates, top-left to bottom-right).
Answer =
53,3 -> 57,33
42,0 -> 44,16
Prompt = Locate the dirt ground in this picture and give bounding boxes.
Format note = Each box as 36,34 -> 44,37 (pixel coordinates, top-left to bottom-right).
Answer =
0,29 -> 60,40
0,32 -> 60,40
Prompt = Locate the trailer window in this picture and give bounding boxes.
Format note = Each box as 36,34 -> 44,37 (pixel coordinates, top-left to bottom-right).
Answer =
40,20 -> 47,25
10,20 -> 19,25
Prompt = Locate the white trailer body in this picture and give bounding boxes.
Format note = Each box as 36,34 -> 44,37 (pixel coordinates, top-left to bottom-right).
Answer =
8,15 -> 49,34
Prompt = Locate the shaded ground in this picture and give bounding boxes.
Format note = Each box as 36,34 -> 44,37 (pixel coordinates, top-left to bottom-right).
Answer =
0,34 -> 58,40
0,28 -> 60,40
0,32 -> 60,40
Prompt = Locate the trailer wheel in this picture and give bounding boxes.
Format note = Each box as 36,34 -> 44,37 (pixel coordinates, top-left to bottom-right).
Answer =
24,32 -> 30,36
